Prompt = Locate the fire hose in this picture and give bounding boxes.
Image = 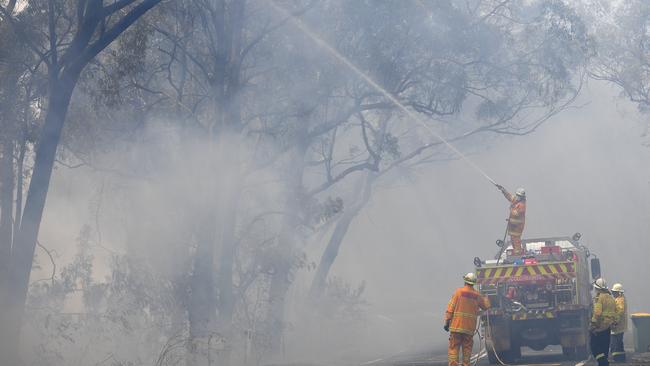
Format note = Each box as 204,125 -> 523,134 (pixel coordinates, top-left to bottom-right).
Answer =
483,309 -> 513,366
479,307 -> 578,366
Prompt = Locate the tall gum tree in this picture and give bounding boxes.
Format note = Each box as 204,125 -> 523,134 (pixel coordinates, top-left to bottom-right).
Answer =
0,0 -> 163,362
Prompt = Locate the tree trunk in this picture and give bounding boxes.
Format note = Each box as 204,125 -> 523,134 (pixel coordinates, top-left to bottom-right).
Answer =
266,225 -> 296,357
1,73 -> 78,364
187,1 -> 247,363
13,133 -> 26,239
187,209 -> 218,366
0,137 -> 15,285
0,137 -> 16,346
309,173 -> 374,299
215,171 -> 241,366
265,141 -> 307,357
214,0 -> 245,359
0,41 -> 20,297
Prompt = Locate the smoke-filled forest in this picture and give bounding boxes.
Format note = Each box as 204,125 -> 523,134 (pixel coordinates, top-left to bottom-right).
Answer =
1,1 -> 650,365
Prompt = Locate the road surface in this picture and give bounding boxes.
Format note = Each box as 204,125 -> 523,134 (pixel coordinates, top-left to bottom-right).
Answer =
362,346 -> 650,366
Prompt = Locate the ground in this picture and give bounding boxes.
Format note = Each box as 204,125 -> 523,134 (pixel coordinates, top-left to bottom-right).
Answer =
364,347 -> 650,366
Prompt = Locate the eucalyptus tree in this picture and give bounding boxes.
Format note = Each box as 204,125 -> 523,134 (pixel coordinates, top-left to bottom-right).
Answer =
0,0 -> 163,362
0,0 -> 36,299
589,0 -> 650,139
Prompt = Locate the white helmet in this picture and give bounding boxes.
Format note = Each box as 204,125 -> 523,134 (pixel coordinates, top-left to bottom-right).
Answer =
612,283 -> 624,293
594,278 -> 608,291
463,272 -> 477,285
515,187 -> 526,197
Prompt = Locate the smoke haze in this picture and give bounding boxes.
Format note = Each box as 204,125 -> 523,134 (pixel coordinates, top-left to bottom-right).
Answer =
3,1 -> 650,365
30,79 -> 650,364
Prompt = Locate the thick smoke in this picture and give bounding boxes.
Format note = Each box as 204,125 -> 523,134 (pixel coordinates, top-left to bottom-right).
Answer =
3,1 -> 650,365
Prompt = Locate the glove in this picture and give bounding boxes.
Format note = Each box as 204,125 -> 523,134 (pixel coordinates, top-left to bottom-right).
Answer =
444,320 -> 450,332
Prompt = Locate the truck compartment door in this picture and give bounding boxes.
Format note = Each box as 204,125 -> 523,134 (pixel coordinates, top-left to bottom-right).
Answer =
590,258 -> 601,280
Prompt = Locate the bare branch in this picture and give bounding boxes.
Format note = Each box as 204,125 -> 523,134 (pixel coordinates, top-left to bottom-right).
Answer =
239,2 -> 315,66
148,23 -> 213,81
307,161 -> 375,196
55,159 -> 85,169
48,0 -> 59,66
72,0 -> 162,71
30,240 -> 57,286
358,111 -> 380,164
103,0 -> 137,16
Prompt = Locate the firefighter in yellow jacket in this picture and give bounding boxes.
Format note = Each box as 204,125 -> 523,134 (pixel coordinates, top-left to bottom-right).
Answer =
495,184 -> 526,255
590,278 -> 617,366
610,283 -> 627,362
444,273 -> 490,366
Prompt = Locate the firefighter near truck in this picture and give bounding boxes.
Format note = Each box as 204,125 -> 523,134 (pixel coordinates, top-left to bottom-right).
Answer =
473,233 -> 602,363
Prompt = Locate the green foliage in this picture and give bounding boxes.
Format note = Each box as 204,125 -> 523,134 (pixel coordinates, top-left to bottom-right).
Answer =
378,132 -> 401,160
25,226 -> 187,366
591,1 -> 650,107
60,225 -> 94,294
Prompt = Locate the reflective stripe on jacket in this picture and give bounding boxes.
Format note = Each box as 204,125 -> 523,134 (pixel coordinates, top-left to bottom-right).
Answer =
445,285 -> 490,335
611,295 -> 628,334
591,292 -> 617,332
502,191 -> 526,237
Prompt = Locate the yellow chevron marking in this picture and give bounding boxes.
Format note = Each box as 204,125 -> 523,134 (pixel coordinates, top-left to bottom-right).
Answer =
538,265 -> 548,275
515,267 -> 525,276
485,268 -> 493,278
549,265 -> 558,274
494,268 -> 503,277
504,267 -> 514,277
558,263 -> 568,272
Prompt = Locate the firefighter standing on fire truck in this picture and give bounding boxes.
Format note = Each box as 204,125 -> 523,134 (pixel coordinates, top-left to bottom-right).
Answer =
444,273 -> 490,366
495,184 -> 527,255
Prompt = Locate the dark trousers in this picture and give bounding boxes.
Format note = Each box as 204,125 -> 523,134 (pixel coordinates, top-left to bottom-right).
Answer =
610,332 -> 626,362
591,328 -> 611,366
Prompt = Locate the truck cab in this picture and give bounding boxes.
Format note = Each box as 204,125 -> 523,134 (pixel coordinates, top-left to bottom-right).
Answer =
474,234 -> 601,363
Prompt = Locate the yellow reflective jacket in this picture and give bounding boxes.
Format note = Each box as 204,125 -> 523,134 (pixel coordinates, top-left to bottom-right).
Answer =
611,295 -> 627,334
445,285 -> 490,335
591,292 -> 617,332
502,191 -> 526,237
